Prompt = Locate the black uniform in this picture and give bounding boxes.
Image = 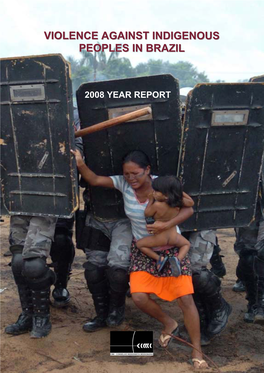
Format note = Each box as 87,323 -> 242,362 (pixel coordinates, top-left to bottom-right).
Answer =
235,176 -> 264,324
183,230 -> 232,345
49,108 -> 83,307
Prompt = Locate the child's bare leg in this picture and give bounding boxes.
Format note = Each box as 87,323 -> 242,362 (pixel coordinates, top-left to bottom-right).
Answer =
137,233 -> 171,269
166,228 -> 181,246
167,230 -> 190,261
139,246 -> 159,261
137,233 -> 169,249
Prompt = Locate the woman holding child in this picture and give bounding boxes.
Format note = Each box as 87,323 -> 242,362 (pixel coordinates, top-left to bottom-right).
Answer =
72,148 -> 208,370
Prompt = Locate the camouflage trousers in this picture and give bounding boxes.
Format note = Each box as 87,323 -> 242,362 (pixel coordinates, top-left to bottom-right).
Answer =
9,215 -> 57,259
85,214 -> 132,270
187,230 -> 217,271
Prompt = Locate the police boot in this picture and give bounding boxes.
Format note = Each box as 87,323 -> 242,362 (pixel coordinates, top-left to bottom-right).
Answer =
106,267 -> 129,327
193,294 -> 210,346
5,284 -> 33,335
23,257 -> 55,338
107,299 -> 126,327
254,290 -> 264,324
52,262 -> 71,308
83,292 -> 109,332
206,293 -> 232,337
243,278 -> 257,323
31,288 -> 52,338
5,245 -> 33,335
83,262 -> 109,332
236,252 -> 256,323
254,256 -> 264,324
192,269 -> 231,338
232,279 -> 246,292
210,243 -> 226,278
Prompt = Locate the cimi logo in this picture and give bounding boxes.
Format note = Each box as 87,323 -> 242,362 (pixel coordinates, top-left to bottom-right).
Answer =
110,331 -> 153,356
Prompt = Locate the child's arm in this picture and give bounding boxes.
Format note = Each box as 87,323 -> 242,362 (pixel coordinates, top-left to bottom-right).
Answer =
182,191 -> 194,207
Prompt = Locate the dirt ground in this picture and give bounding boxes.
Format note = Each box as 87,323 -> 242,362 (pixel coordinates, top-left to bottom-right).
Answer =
1,218 -> 263,373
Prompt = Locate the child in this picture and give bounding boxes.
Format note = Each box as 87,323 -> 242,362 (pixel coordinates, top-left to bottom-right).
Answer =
136,176 -> 193,276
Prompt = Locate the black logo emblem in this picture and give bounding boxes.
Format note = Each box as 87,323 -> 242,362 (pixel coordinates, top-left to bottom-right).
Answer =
110,331 -> 153,356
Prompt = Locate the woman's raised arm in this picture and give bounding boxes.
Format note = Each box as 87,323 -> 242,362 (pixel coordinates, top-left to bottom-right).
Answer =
71,149 -> 115,189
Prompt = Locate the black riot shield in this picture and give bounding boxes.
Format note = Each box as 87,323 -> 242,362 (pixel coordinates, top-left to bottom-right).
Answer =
0,54 -> 78,218
250,75 -> 264,83
250,75 -> 264,185
180,83 -> 264,231
77,74 -> 181,221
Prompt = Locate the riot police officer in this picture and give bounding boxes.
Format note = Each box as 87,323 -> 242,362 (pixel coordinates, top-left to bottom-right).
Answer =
78,193 -> 132,332
235,177 -> 264,324
5,216 -> 57,338
5,108 -> 82,336
183,230 -> 232,345
255,218 -> 264,324
49,108 -> 82,307
50,217 -> 75,307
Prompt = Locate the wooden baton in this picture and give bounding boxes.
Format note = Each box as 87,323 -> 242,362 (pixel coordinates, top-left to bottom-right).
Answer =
75,107 -> 152,138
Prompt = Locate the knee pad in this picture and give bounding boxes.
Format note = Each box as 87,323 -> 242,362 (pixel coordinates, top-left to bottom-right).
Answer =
192,268 -> 221,295
83,261 -> 107,294
23,257 -> 47,279
53,230 -> 72,251
106,267 -> 129,293
83,262 -> 106,284
236,253 -> 255,282
10,245 -> 24,282
50,228 -> 75,264
23,257 -> 55,289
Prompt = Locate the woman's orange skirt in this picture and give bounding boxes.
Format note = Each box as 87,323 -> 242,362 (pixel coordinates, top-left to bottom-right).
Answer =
130,271 -> 194,301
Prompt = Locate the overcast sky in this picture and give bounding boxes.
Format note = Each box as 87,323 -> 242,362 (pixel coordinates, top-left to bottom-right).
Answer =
1,0 -> 263,82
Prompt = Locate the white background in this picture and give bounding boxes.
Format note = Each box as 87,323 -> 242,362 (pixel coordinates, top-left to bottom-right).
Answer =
0,0 -> 263,82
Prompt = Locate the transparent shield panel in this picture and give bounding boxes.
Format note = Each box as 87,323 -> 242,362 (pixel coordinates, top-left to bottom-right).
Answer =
211,110 -> 249,126
10,84 -> 45,102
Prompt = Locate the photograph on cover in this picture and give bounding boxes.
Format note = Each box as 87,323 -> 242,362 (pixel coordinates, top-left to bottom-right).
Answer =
1,1 -> 264,372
